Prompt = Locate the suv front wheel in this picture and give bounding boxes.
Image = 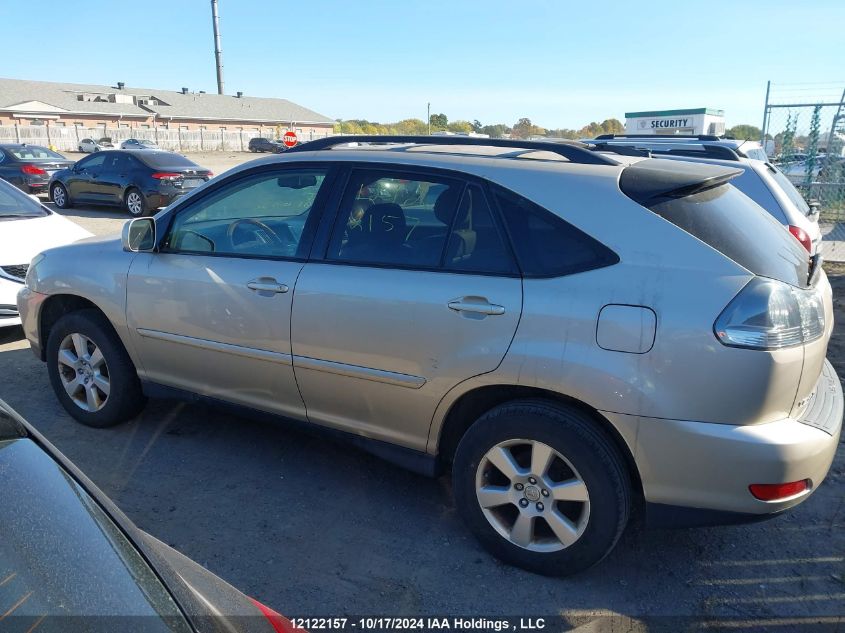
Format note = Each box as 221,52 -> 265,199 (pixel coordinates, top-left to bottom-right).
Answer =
452,400 -> 631,576
46,309 -> 146,427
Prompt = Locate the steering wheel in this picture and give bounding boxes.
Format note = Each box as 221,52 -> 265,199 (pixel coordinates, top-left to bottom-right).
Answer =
226,218 -> 284,249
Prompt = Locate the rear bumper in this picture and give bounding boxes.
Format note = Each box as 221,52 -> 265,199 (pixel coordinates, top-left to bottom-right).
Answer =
621,359 -> 842,522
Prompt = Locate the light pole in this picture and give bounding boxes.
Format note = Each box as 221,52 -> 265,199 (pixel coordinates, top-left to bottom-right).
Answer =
427,102 -> 431,135
211,0 -> 225,95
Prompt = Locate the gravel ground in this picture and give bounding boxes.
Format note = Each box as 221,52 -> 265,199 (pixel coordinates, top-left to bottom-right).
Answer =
0,199 -> 842,629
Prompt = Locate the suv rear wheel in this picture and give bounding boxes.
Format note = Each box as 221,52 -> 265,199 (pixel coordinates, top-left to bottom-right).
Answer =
46,309 -> 146,427
452,400 -> 631,576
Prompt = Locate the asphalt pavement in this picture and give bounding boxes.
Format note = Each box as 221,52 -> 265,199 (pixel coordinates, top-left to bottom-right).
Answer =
1,155 -> 843,627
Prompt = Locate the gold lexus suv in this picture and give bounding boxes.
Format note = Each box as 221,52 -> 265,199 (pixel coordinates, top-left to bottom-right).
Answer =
18,136 -> 842,576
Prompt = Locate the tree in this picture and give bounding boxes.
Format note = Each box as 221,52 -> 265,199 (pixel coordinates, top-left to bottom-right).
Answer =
512,117 -> 534,139
447,120 -> 473,134
726,124 -> 763,141
429,113 -> 448,130
481,124 -> 510,138
471,119 -> 483,133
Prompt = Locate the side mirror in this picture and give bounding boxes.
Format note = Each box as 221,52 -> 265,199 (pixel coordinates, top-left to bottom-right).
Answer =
122,218 -> 156,252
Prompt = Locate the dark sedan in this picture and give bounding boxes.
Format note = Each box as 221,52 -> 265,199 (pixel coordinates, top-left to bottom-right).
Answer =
248,137 -> 286,153
0,144 -> 74,194
49,150 -> 213,217
0,399 -> 296,633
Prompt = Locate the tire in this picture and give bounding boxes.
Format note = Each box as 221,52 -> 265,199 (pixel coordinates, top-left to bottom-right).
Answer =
46,309 -> 146,428
124,187 -> 147,217
51,182 -> 72,209
452,399 -> 631,576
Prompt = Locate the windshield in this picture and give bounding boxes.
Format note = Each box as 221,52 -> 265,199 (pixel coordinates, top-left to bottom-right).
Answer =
0,178 -> 48,218
8,146 -> 65,160
647,182 -> 809,287
137,153 -> 200,169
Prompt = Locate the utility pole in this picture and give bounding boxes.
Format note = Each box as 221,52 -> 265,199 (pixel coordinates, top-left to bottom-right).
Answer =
427,102 -> 431,135
211,0 -> 225,95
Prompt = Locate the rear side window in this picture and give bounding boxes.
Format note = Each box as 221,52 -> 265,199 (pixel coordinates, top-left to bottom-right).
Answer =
445,185 -> 516,274
493,186 -> 618,277
768,164 -> 810,214
729,167 -> 786,222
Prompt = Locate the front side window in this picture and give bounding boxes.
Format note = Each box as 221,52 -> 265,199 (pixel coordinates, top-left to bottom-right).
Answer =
164,168 -> 328,258
327,169 -> 464,268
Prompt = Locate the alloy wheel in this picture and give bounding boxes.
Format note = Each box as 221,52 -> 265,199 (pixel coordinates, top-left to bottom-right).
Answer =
126,191 -> 143,216
475,438 -> 590,552
53,185 -> 66,207
57,333 -> 110,412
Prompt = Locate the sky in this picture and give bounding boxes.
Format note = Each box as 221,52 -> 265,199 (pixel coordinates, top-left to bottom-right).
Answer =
4,0 -> 844,130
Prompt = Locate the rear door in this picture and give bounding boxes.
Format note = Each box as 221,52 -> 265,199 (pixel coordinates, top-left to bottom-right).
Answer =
96,152 -> 132,204
291,167 -> 523,451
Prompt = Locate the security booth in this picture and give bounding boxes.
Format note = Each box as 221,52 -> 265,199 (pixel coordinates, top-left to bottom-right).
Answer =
625,108 -> 726,136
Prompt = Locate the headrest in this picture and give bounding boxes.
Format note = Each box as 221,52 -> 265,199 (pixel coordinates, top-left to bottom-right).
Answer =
433,186 -> 462,225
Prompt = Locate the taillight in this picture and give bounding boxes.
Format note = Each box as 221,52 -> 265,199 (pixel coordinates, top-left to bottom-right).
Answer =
714,277 -> 825,350
749,479 -> 811,501
249,597 -> 299,633
151,172 -> 181,180
788,225 -> 812,253
21,165 -> 47,175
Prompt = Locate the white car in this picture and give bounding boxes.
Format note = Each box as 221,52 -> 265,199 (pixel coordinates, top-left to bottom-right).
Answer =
78,138 -> 105,153
0,179 -> 91,327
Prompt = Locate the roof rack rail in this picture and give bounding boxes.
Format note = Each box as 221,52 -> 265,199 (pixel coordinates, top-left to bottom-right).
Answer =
287,135 -> 619,166
593,142 -> 740,162
593,144 -> 651,158
594,134 -> 723,141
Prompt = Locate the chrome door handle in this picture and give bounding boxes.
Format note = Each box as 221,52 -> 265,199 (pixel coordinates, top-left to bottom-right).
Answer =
447,299 -> 505,316
247,279 -> 289,294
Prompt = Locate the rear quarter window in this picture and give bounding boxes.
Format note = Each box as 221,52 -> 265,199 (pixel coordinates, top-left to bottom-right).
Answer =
492,185 -> 618,277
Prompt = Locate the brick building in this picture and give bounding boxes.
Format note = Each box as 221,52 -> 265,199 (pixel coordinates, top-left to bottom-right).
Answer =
0,77 -> 335,141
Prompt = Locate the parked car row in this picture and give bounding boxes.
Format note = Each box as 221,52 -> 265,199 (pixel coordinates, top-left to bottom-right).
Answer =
13,135 -> 841,578
0,143 -> 212,216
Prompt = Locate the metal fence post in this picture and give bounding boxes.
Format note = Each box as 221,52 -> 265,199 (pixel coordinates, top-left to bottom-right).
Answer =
761,80 -> 771,145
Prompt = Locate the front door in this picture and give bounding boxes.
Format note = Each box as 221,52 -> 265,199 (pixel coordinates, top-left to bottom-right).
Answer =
67,152 -> 108,202
126,164 -> 334,420
291,168 -> 523,450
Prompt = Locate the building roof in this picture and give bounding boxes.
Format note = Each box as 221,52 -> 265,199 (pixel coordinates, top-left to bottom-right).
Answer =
0,77 -> 334,124
624,108 -> 724,118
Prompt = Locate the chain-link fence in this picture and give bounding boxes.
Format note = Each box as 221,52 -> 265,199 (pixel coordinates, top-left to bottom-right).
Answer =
762,82 -> 845,221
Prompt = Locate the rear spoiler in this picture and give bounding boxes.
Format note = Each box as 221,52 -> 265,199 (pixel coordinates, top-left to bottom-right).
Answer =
619,159 -> 743,206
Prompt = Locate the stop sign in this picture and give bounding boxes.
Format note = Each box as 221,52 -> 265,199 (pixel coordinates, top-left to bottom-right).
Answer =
283,131 -> 298,147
